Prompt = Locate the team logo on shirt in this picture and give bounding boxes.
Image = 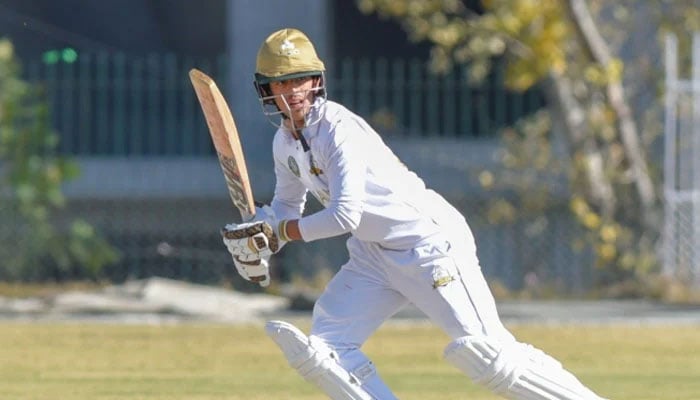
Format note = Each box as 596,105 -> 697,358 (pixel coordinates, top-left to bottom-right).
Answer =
309,165 -> 323,176
288,156 -> 300,177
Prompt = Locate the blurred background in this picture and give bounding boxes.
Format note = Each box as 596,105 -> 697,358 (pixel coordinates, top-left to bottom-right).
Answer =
1,0 -> 699,299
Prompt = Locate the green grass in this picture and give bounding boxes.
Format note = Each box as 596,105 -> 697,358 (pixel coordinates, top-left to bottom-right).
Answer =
0,322 -> 698,399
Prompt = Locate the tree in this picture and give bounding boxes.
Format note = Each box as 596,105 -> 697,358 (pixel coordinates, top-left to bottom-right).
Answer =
0,38 -> 119,280
358,0 -> 700,287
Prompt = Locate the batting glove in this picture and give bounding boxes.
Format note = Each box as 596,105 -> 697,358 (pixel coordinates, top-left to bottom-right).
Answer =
232,254 -> 270,287
222,219 -> 280,260
252,205 -> 290,248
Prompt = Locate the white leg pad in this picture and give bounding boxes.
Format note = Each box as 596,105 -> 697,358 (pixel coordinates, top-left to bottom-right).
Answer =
265,320 -> 374,400
334,348 -> 398,400
444,336 -> 607,400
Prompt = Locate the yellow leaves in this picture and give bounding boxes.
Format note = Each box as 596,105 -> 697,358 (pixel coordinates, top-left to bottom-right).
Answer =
570,196 -> 588,217
499,13 -> 523,35
607,58 -> 624,82
572,198 -> 610,233
468,36 -> 488,54
600,224 -> 618,243
487,199 -> 517,224
362,0 -> 572,90
596,243 -> 617,263
569,197 -> 652,272
478,170 -> 495,188
505,62 -> 538,91
584,58 -> 624,85
550,54 -> 567,76
0,39 -> 13,62
428,21 -> 467,48
582,212 -> 601,230
481,0 -> 570,90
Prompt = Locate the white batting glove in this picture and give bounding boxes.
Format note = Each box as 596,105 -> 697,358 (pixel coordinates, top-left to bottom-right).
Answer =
223,221 -> 277,259
253,205 -> 290,248
232,255 -> 270,287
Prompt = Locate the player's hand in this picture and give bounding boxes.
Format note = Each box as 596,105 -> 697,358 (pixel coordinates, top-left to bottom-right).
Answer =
222,220 -> 280,259
231,254 -> 270,287
253,205 -> 290,248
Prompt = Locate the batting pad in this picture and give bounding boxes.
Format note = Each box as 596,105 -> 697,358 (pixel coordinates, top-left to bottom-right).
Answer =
444,336 -> 607,400
265,320 -> 373,400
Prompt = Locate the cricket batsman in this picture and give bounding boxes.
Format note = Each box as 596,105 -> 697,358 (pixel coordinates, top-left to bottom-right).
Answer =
222,28 -> 608,400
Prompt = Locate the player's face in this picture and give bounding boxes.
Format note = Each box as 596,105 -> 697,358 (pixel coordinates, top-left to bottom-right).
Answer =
269,76 -> 317,129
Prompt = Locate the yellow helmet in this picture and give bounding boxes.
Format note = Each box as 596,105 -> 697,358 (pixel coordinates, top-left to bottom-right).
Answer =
254,28 -> 327,129
255,28 -> 325,84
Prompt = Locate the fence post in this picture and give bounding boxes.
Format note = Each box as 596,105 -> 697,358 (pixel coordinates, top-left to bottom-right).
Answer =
147,54 -> 161,154
663,32 -> 700,286
663,33 -> 677,279
408,59 -> 422,135
443,66 -> 456,136
164,53 -> 178,155
375,57 -> 388,121
130,57 -> 144,155
340,58 -> 355,111
113,52 -> 126,155
459,65 -> 472,136
392,59 -> 405,133
96,52 -> 110,154
426,65 -> 439,136
357,58 -> 371,117
181,55 -> 195,154
78,53 -> 92,154
61,59 -> 75,154
693,31 -> 700,287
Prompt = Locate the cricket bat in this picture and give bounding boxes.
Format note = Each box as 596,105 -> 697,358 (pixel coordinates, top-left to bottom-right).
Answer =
189,68 -> 256,222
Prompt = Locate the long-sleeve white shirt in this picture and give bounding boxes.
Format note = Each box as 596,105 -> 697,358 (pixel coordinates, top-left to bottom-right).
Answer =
270,100 -> 470,250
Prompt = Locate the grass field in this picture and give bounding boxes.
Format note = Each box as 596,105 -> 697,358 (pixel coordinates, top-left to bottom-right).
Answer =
0,321 -> 698,399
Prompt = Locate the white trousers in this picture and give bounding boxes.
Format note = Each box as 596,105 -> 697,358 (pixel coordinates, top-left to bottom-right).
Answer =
311,217 -> 515,347
297,217 -> 606,399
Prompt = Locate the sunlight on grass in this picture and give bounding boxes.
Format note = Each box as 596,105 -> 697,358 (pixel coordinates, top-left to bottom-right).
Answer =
0,323 -> 698,399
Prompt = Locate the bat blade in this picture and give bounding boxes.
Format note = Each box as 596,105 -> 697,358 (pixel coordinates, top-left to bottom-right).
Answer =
189,68 -> 256,222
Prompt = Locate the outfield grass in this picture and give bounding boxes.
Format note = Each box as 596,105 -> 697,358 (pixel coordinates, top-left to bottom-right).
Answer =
0,322 -> 698,399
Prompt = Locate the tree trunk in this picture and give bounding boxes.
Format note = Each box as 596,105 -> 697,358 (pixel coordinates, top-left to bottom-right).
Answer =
544,72 -> 617,217
565,0 -> 659,229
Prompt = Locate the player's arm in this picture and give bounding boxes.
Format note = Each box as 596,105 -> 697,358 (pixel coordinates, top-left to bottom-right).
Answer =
261,137 -> 309,243
294,121 -> 367,242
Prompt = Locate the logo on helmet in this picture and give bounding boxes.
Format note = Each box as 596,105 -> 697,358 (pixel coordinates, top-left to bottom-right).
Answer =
279,39 -> 300,56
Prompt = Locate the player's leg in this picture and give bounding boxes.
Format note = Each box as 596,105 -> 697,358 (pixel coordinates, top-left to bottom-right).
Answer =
386,223 -> 607,399
265,320 -> 374,399
444,334 -> 606,400
266,238 -> 407,399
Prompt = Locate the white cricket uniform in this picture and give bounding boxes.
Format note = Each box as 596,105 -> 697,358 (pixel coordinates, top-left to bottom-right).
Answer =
267,100 -> 606,400
270,100 -> 511,343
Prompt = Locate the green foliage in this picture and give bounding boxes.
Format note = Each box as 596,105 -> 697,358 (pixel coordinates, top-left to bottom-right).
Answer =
0,38 -> 119,280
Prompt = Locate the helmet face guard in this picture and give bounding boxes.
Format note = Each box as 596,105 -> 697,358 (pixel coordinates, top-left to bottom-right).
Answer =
253,72 -> 327,130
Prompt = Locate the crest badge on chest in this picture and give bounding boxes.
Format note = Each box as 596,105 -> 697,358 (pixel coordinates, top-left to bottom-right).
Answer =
288,156 -> 301,178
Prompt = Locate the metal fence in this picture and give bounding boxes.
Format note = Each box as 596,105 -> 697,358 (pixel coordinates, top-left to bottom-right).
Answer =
664,32 -> 700,286
23,52 -> 545,155
7,52 -> 604,294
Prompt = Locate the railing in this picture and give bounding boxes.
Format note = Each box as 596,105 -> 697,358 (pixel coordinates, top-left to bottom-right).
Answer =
24,53 -> 228,156
663,32 -> 700,286
331,57 -> 545,138
23,53 -> 545,156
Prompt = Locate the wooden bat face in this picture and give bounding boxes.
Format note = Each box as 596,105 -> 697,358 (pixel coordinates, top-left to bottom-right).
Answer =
189,68 -> 256,222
